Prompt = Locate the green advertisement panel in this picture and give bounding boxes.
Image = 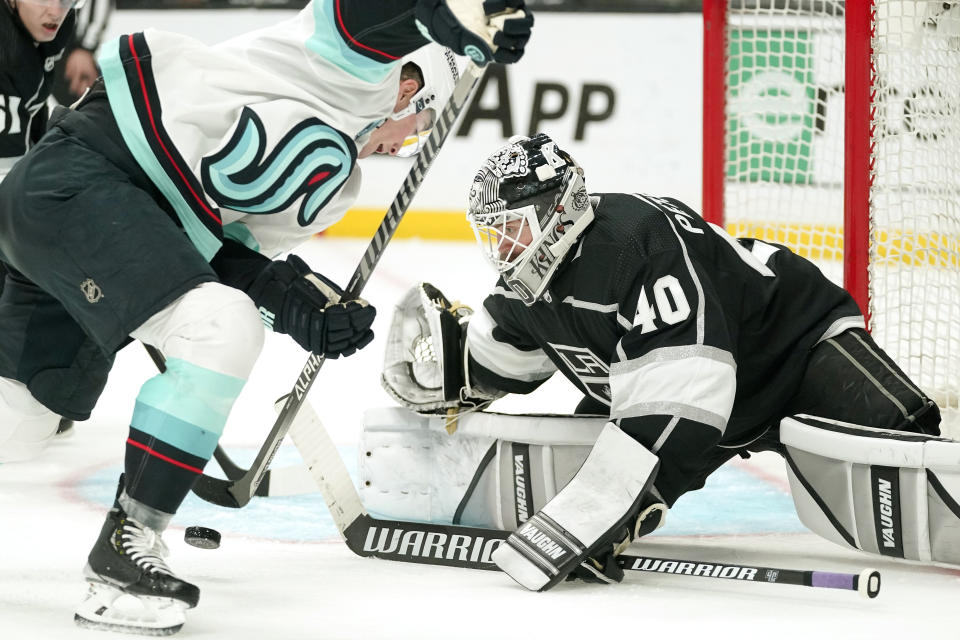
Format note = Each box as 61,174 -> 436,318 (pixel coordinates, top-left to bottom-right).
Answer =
727,29 -> 815,184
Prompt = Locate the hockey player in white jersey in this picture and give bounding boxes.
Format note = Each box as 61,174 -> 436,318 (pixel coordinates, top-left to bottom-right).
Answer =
379,133 -> 957,592
0,0 -> 532,634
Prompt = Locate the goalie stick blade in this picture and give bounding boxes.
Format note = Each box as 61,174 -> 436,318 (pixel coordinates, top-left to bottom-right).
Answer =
337,515 -> 875,597
342,514 -> 507,570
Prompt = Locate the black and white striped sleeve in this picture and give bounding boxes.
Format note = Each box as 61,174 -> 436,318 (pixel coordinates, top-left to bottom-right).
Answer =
609,226 -> 737,505
74,0 -> 114,52
466,286 -> 557,395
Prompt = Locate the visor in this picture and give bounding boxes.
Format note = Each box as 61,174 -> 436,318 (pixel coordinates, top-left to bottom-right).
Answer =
395,108 -> 437,158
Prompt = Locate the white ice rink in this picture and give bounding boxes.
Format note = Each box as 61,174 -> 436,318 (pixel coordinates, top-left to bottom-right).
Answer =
1,6 -> 958,635
1,237 -> 958,639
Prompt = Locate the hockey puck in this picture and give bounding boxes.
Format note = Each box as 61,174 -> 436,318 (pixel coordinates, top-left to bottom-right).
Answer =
184,526 -> 221,549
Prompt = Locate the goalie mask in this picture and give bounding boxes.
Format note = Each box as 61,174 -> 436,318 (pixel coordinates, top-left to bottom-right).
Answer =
466,134 -> 595,305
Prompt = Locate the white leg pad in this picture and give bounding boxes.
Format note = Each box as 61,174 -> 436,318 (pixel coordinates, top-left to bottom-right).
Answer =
359,407 -> 604,528
782,414 -> 960,568
0,376 -> 59,462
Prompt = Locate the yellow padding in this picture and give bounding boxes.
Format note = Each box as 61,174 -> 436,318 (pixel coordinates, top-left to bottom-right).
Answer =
322,208 -> 473,241
322,211 -> 960,268
728,221 -> 960,267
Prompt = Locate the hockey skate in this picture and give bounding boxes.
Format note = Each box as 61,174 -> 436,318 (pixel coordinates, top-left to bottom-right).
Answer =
75,490 -> 200,636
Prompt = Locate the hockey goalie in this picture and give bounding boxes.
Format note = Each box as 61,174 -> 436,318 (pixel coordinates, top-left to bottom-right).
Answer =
371,134 -> 960,591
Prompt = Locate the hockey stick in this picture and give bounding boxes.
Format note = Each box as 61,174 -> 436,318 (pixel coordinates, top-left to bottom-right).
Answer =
284,395 -> 880,598
211,394 -> 319,497
189,60 -> 488,509
619,555 -> 879,598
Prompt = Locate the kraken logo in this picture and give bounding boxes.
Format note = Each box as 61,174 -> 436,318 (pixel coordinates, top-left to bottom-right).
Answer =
201,107 -> 357,226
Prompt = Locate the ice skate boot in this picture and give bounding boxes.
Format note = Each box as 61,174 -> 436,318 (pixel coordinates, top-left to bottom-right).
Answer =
74,498 -> 200,635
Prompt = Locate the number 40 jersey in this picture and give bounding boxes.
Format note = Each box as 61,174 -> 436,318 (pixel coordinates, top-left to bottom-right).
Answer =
465,192 -> 864,504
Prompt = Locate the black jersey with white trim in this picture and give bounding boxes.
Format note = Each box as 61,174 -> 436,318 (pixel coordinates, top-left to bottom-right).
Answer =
467,192 -> 863,504
0,6 -> 75,162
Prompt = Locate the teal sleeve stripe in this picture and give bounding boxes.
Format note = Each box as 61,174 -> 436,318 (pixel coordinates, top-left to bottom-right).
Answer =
223,222 -> 261,252
131,401 -> 222,459
97,38 -> 222,261
133,358 -> 247,458
306,0 -> 397,84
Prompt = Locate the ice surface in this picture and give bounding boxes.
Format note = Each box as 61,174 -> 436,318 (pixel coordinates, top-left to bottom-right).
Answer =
1,238 -> 958,639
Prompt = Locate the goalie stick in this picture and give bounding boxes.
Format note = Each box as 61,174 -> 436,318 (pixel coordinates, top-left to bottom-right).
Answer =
187,60 -> 488,509
282,396 -> 880,598
175,363 -> 879,599
145,317 -> 879,598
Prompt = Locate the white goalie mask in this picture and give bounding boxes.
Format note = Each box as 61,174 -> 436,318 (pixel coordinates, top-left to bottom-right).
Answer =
466,134 -> 595,305
391,45 -> 460,157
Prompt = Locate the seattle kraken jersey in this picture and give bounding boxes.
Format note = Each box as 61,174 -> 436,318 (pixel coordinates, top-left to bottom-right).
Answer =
466,192 -> 864,504
96,1 -> 427,261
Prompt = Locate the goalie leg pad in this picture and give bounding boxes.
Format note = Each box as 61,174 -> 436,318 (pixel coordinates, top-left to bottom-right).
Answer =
359,407 -> 603,528
492,423 -> 659,591
782,414 -> 960,567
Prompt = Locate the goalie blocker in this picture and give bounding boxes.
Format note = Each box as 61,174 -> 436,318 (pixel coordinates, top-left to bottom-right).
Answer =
491,423 -> 659,590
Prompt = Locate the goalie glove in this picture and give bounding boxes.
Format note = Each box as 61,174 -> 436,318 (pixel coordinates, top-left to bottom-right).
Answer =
248,255 -> 376,359
381,282 -> 501,415
414,0 -> 534,65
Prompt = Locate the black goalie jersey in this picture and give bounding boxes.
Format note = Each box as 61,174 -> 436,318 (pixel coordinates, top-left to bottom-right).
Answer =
465,192 -> 864,505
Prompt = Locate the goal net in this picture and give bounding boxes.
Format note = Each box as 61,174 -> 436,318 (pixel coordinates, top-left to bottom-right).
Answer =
703,1 -> 960,436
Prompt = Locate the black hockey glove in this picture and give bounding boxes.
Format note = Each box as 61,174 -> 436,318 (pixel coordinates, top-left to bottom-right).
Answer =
414,0 -> 533,65
567,501 -> 667,585
248,255 -> 376,359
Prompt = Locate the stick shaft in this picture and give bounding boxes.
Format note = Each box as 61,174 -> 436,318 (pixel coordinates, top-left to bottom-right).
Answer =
191,62 -> 487,508
618,555 -> 858,591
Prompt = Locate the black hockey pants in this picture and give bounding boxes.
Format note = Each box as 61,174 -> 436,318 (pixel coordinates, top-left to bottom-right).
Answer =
0,108 -> 216,419
677,328 -> 942,499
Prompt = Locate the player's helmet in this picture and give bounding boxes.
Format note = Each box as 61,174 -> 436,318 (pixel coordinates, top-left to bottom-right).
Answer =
391,44 -> 459,156
466,134 -> 595,305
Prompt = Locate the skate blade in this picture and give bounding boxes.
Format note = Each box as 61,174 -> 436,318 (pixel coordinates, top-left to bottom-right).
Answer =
75,582 -> 187,636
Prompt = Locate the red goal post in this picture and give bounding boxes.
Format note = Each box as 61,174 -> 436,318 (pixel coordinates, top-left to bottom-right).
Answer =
702,1 -> 960,433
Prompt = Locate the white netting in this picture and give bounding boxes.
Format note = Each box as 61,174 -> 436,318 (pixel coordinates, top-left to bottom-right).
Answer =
870,1 -> 960,433
721,1 -> 960,435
